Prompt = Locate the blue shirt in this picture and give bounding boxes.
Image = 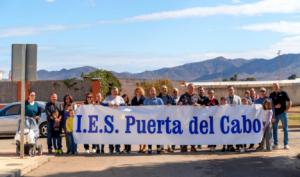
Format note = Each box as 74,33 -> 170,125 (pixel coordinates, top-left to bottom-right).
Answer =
254,97 -> 268,105
143,97 -> 164,106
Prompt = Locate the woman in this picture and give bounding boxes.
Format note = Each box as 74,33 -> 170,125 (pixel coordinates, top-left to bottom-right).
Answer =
25,91 -> 41,122
62,94 -> 77,154
206,89 -> 219,151
94,92 -> 105,154
131,87 -> 146,153
102,87 -> 125,154
83,93 -> 99,154
122,93 -> 131,153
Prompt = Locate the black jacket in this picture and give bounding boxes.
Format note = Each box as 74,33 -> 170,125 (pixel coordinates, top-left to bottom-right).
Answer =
131,96 -> 146,106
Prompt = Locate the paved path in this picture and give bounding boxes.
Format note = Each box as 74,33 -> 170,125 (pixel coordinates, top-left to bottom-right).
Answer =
23,129 -> 300,177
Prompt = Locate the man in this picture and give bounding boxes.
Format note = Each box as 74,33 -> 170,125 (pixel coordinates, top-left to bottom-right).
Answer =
226,86 -> 241,152
158,85 -> 176,152
198,86 -> 209,106
143,87 -> 164,154
250,88 -> 257,103
244,90 -> 253,104
226,86 -> 241,105
45,93 -> 63,154
172,88 -> 180,104
103,87 -> 126,154
270,83 -> 292,150
178,83 -> 201,152
254,87 -> 268,105
158,85 -> 176,105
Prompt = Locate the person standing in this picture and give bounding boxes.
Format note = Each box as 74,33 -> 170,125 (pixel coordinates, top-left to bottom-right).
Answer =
25,91 -> 41,123
83,93 -> 99,154
45,93 -> 63,154
250,88 -> 257,103
122,93 -> 132,153
197,86 -> 209,106
94,92 -> 105,154
226,86 -> 241,152
158,85 -> 176,152
256,99 -> 273,152
62,94 -> 76,154
131,87 -> 146,153
178,83 -> 201,152
102,87 -> 125,154
270,83 -> 292,150
206,89 -> 219,151
143,87 -> 164,154
254,87 -> 268,105
65,108 -> 77,155
172,88 -> 180,104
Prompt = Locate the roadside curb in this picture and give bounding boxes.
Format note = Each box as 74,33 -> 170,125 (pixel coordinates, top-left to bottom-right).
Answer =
0,156 -> 52,177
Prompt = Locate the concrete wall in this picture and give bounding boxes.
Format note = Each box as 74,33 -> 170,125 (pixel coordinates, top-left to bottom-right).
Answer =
0,81 -> 18,103
0,80 -> 93,103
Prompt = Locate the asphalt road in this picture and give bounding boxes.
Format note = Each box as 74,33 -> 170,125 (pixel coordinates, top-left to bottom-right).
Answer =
1,129 -> 299,177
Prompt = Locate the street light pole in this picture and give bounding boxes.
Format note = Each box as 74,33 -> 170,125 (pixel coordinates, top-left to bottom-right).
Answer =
20,44 -> 26,158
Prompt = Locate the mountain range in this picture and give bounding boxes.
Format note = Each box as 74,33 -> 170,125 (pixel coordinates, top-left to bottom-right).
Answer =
37,53 -> 300,81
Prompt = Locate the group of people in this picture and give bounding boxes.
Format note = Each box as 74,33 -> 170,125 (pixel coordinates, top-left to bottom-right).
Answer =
24,82 -> 292,155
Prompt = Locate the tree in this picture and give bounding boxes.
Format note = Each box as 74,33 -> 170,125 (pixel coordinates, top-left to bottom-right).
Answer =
288,74 -> 297,80
82,70 -> 121,96
230,74 -> 238,81
136,79 -> 174,96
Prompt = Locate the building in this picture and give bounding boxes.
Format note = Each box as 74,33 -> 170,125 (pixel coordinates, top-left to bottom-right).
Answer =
0,71 -> 3,80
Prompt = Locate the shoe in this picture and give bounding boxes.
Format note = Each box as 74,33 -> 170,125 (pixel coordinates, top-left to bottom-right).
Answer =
85,149 -> 90,154
48,149 -> 53,154
148,150 -> 152,154
284,145 -> 289,150
197,145 -> 202,149
239,148 -> 245,153
157,150 -> 161,154
101,150 -> 105,154
221,147 -> 226,152
58,149 -> 63,155
272,145 -> 279,150
92,148 -> 96,153
191,146 -> 197,152
256,146 -> 264,151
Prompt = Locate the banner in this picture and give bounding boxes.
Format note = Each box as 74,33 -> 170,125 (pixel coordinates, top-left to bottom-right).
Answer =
74,105 -> 264,145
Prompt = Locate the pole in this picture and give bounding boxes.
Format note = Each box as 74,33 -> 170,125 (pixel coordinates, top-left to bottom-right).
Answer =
20,44 -> 26,158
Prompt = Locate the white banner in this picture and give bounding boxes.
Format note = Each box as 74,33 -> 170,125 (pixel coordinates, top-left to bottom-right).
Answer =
74,105 -> 264,145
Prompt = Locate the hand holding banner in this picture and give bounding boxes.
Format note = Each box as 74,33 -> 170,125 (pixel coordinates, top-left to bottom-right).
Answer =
74,105 -> 263,145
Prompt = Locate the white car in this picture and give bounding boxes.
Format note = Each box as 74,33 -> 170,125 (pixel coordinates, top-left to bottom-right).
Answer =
0,101 -> 48,137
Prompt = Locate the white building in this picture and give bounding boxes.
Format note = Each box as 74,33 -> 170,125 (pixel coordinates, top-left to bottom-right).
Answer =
0,71 -> 3,80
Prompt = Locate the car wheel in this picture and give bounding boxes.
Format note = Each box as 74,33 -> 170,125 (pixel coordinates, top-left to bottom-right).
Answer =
39,122 -> 48,138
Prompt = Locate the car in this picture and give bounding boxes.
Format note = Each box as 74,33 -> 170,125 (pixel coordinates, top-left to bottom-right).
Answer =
0,101 -> 48,138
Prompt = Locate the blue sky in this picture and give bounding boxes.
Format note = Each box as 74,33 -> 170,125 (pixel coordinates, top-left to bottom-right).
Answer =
1,0 -> 300,77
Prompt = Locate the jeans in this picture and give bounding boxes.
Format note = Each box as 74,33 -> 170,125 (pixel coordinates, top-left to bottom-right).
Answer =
53,136 -> 62,150
273,112 -> 289,146
109,144 -> 120,153
260,123 -> 272,151
66,133 -> 77,153
47,121 -> 54,150
84,144 -> 99,151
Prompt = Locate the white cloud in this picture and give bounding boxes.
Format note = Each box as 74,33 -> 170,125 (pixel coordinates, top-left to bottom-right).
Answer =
124,0 -> 300,22
241,21 -> 300,35
0,25 -> 70,38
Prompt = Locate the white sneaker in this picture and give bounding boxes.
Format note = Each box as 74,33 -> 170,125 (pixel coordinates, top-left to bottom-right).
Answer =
272,145 -> 279,150
85,149 -> 90,154
284,145 -> 290,150
239,148 -> 245,153
92,148 -> 96,153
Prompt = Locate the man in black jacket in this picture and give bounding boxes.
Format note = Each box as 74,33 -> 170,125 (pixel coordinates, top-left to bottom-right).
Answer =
45,93 -> 63,154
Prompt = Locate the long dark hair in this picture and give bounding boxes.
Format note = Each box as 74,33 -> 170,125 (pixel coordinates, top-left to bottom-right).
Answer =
63,94 -> 73,108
